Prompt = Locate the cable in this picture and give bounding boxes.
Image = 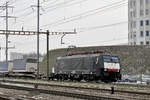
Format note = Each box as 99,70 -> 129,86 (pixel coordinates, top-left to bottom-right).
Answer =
64,36 -> 128,47
78,21 -> 128,32
16,0 -> 73,18
26,0 -> 127,30
14,0 -> 58,17
0,3 -> 8,14
44,0 -> 75,9
97,37 -> 128,44
42,0 -> 88,14
40,0 -> 127,28
50,20 -> 127,33
11,0 -> 72,25
54,3 -> 127,27
12,0 -> 127,31
13,0 -> 112,25
13,0 -> 88,27
41,0 -> 59,5
15,7 -> 31,15
28,0 -> 88,22
9,0 -> 20,5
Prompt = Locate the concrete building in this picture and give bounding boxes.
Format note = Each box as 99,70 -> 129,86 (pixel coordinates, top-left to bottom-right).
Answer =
128,0 -> 150,45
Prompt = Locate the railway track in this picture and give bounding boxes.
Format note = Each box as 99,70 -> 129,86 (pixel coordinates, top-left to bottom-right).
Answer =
0,83 -> 121,100
1,76 -> 150,88
0,94 -> 13,100
0,94 -> 35,100
1,77 -> 150,88
1,78 -> 150,91
0,79 -> 150,100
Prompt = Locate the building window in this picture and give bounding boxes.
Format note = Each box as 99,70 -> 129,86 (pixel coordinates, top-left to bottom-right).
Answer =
146,41 -> 149,45
133,1 -> 136,6
134,42 -> 136,45
133,11 -> 136,17
140,0 -> 144,6
140,41 -> 144,45
134,34 -> 136,37
146,31 -> 149,36
130,12 -> 133,18
140,31 -> 143,37
140,20 -> 143,26
133,21 -> 136,28
146,9 -> 149,15
130,1 -> 133,8
146,0 -> 149,4
146,20 -> 149,25
140,10 -> 144,16
131,22 -> 133,29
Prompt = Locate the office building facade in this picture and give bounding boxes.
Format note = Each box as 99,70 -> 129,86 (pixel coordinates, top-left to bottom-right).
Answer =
128,0 -> 150,45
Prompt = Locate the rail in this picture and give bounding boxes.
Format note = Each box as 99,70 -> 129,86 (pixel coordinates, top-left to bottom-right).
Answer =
0,83 -> 121,100
0,79 -> 150,96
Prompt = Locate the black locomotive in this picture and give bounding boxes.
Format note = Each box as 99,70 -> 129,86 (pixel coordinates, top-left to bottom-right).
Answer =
50,51 -> 121,82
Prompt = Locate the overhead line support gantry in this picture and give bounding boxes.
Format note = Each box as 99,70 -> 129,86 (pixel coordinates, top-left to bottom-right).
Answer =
0,29 -> 76,80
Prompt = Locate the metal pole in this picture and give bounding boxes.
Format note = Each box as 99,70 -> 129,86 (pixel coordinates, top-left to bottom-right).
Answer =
47,30 -> 49,80
0,45 -> 1,61
6,2 -> 8,68
111,87 -> 114,94
37,0 -> 40,79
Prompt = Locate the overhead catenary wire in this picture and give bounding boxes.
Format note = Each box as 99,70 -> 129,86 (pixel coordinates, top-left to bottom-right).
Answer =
41,0 -> 89,16
40,0 -> 59,5
11,20 -> 128,47
9,19 -> 127,46
44,0 -> 76,9
6,0 -> 125,34
12,0 -> 79,27
78,21 -> 128,32
6,0 -> 128,30
14,0 -> 59,17
40,0 -> 128,28
15,0 -> 74,18
76,37 -> 128,46
11,0 -> 126,25
14,0 -> 127,31
15,0 -> 114,23
0,0 -> 129,61
13,36 -> 128,47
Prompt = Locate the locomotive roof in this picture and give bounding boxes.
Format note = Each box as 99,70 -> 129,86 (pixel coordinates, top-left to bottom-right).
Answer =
57,54 -> 114,60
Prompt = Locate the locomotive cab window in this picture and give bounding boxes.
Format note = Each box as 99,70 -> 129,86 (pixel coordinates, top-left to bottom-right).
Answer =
103,56 -> 111,62
103,56 -> 119,63
111,57 -> 119,63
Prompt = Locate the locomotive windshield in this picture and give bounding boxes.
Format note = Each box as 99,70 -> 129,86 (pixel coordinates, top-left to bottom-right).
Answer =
103,56 -> 119,63
111,57 -> 119,63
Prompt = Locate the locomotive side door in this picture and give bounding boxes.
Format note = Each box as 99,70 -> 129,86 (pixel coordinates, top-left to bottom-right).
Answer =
94,56 -> 103,77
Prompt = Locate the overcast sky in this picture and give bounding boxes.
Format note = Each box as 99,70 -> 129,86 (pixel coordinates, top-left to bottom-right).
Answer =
0,0 -> 128,61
